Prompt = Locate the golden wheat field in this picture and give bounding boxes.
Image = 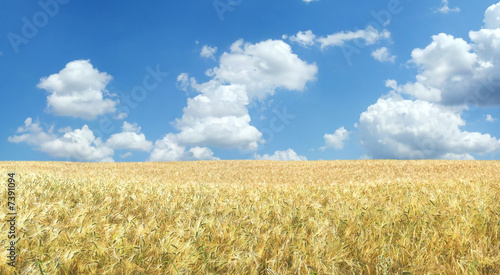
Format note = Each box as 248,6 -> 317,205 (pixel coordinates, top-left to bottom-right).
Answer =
0,160 -> 499,274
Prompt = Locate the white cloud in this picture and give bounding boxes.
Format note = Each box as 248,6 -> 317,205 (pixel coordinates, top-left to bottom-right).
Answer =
114,112 -> 128,120
436,0 -> 460,14
105,121 -> 153,152
322,126 -> 350,150
386,79 -> 442,102
58,126 -> 73,133
486,114 -> 497,122
175,81 -> 262,150
189,147 -> 219,160
37,60 -> 118,120
303,0 -> 318,2
174,39 -> 317,151
176,73 -> 191,92
120,152 -> 133,159
8,118 -> 114,162
210,39 -> 318,100
289,30 -> 316,47
405,33 -> 477,104
317,26 -> 391,49
395,6 -> 500,107
371,47 -> 396,63
200,45 -> 218,60
149,134 -> 186,161
255,149 -> 307,161
9,118 -> 56,146
484,2 -> 500,29
358,97 -> 500,159
149,134 -> 219,161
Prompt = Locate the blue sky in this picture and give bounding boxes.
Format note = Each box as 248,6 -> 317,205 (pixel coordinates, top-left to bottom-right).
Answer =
1,0 -> 500,162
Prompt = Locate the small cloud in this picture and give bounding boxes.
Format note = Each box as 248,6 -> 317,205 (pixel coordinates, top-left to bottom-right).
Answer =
303,0 -> 319,2
114,112 -> 128,120
255,149 -> 307,161
486,114 -> 497,122
371,47 -> 396,63
200,45 -> 217,61
58,126 -> 73,133
105,121 -> 153,152
37,60 -> 118,120
149,134 -> 219,161
176,73 -> 191,92
120,152 -> 132,159
321,126 -> 350,150
317,26 -> 391,49
288,30 -> 316,47
435,0 -> 460,14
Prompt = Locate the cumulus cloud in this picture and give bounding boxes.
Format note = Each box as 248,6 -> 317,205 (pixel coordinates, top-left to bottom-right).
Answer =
149,134 -> 219,161
175,39 -> 317,151
288,30 -> 316,47
401,34 -> 477,104
37,60 -> 118,120
210,39 -> 318,100
358,96 -> 500,160
317,26 -> 391,49
486,114 -> 497,122
484,2 -> 500,29
255,149 -> 307,161
357,3 -> 500,160
322,126 -> 350,150
105,121 -> 153,152
175,81 -> 261,150
435,0 -> 460,14
393,5 -> 500,107
371,47 -> 396,63
200,45 -> 218,60
8,118 -> 114,162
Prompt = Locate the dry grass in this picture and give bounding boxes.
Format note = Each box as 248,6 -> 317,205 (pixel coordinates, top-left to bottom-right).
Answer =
0,160 -> 499,274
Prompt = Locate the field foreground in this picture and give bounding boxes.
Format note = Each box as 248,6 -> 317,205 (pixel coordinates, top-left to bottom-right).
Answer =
0,160 -> 499,274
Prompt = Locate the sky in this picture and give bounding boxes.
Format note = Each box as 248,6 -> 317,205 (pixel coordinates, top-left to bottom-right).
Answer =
1,0 -> 500,162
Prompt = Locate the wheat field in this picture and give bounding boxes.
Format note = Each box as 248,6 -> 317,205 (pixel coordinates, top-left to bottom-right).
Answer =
0,160 -> 499,274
